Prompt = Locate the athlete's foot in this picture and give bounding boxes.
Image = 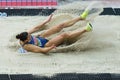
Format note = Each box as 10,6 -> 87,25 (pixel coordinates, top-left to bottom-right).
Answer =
85,23 -> 93,32
80,10 -> 89,19
80,1 -> 98,19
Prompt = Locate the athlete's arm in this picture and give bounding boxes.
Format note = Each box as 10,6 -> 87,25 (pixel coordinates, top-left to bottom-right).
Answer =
27,14 -> 53,34
23,44 -> 55,54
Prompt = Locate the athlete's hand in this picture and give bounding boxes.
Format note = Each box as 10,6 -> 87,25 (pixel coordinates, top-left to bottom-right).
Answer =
51,44 -> 56,49
45,14 -> 53,23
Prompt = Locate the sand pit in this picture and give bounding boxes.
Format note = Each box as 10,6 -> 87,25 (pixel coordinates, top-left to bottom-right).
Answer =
0,1 -> 120,75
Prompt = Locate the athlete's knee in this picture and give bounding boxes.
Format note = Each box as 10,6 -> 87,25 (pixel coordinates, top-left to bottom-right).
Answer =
57,23 -> 66,29
60,32 -> 69,38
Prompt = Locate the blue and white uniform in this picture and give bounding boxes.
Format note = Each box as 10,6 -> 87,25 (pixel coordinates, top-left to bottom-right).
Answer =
28,35 -> 49,47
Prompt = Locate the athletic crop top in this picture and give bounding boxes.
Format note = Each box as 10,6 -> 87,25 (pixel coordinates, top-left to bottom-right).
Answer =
27,35 -> 48,47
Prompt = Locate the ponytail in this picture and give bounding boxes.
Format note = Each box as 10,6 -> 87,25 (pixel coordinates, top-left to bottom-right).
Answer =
16,32 -> 28,41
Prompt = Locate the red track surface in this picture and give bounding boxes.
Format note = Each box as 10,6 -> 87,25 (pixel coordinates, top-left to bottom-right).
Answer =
0,0 -> 57,7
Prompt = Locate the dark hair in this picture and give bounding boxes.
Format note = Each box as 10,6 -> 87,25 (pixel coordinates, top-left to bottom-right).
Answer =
16,32 -> 28,41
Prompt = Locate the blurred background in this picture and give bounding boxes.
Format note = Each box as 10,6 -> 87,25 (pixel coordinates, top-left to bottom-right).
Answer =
0,0 -> 120,16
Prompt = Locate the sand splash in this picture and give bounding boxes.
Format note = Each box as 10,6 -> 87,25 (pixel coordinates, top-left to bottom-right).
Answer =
8,1 -> 104,53
1,1 -> 120,74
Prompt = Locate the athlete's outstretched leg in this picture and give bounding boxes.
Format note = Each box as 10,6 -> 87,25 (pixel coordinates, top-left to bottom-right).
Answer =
41,17 -> 84,38
45,23 -> 93,47
40,9 -> 89,38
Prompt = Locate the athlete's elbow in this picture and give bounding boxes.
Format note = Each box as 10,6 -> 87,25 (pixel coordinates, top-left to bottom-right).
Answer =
41,49 -> 49,54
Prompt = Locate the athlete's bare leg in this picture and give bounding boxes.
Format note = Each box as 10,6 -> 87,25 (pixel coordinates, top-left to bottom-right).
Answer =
45,23 -> 92,47
41,17 -> 84,38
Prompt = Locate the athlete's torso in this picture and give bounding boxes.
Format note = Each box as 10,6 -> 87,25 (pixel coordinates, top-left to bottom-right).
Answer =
26,35 -> 48,47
